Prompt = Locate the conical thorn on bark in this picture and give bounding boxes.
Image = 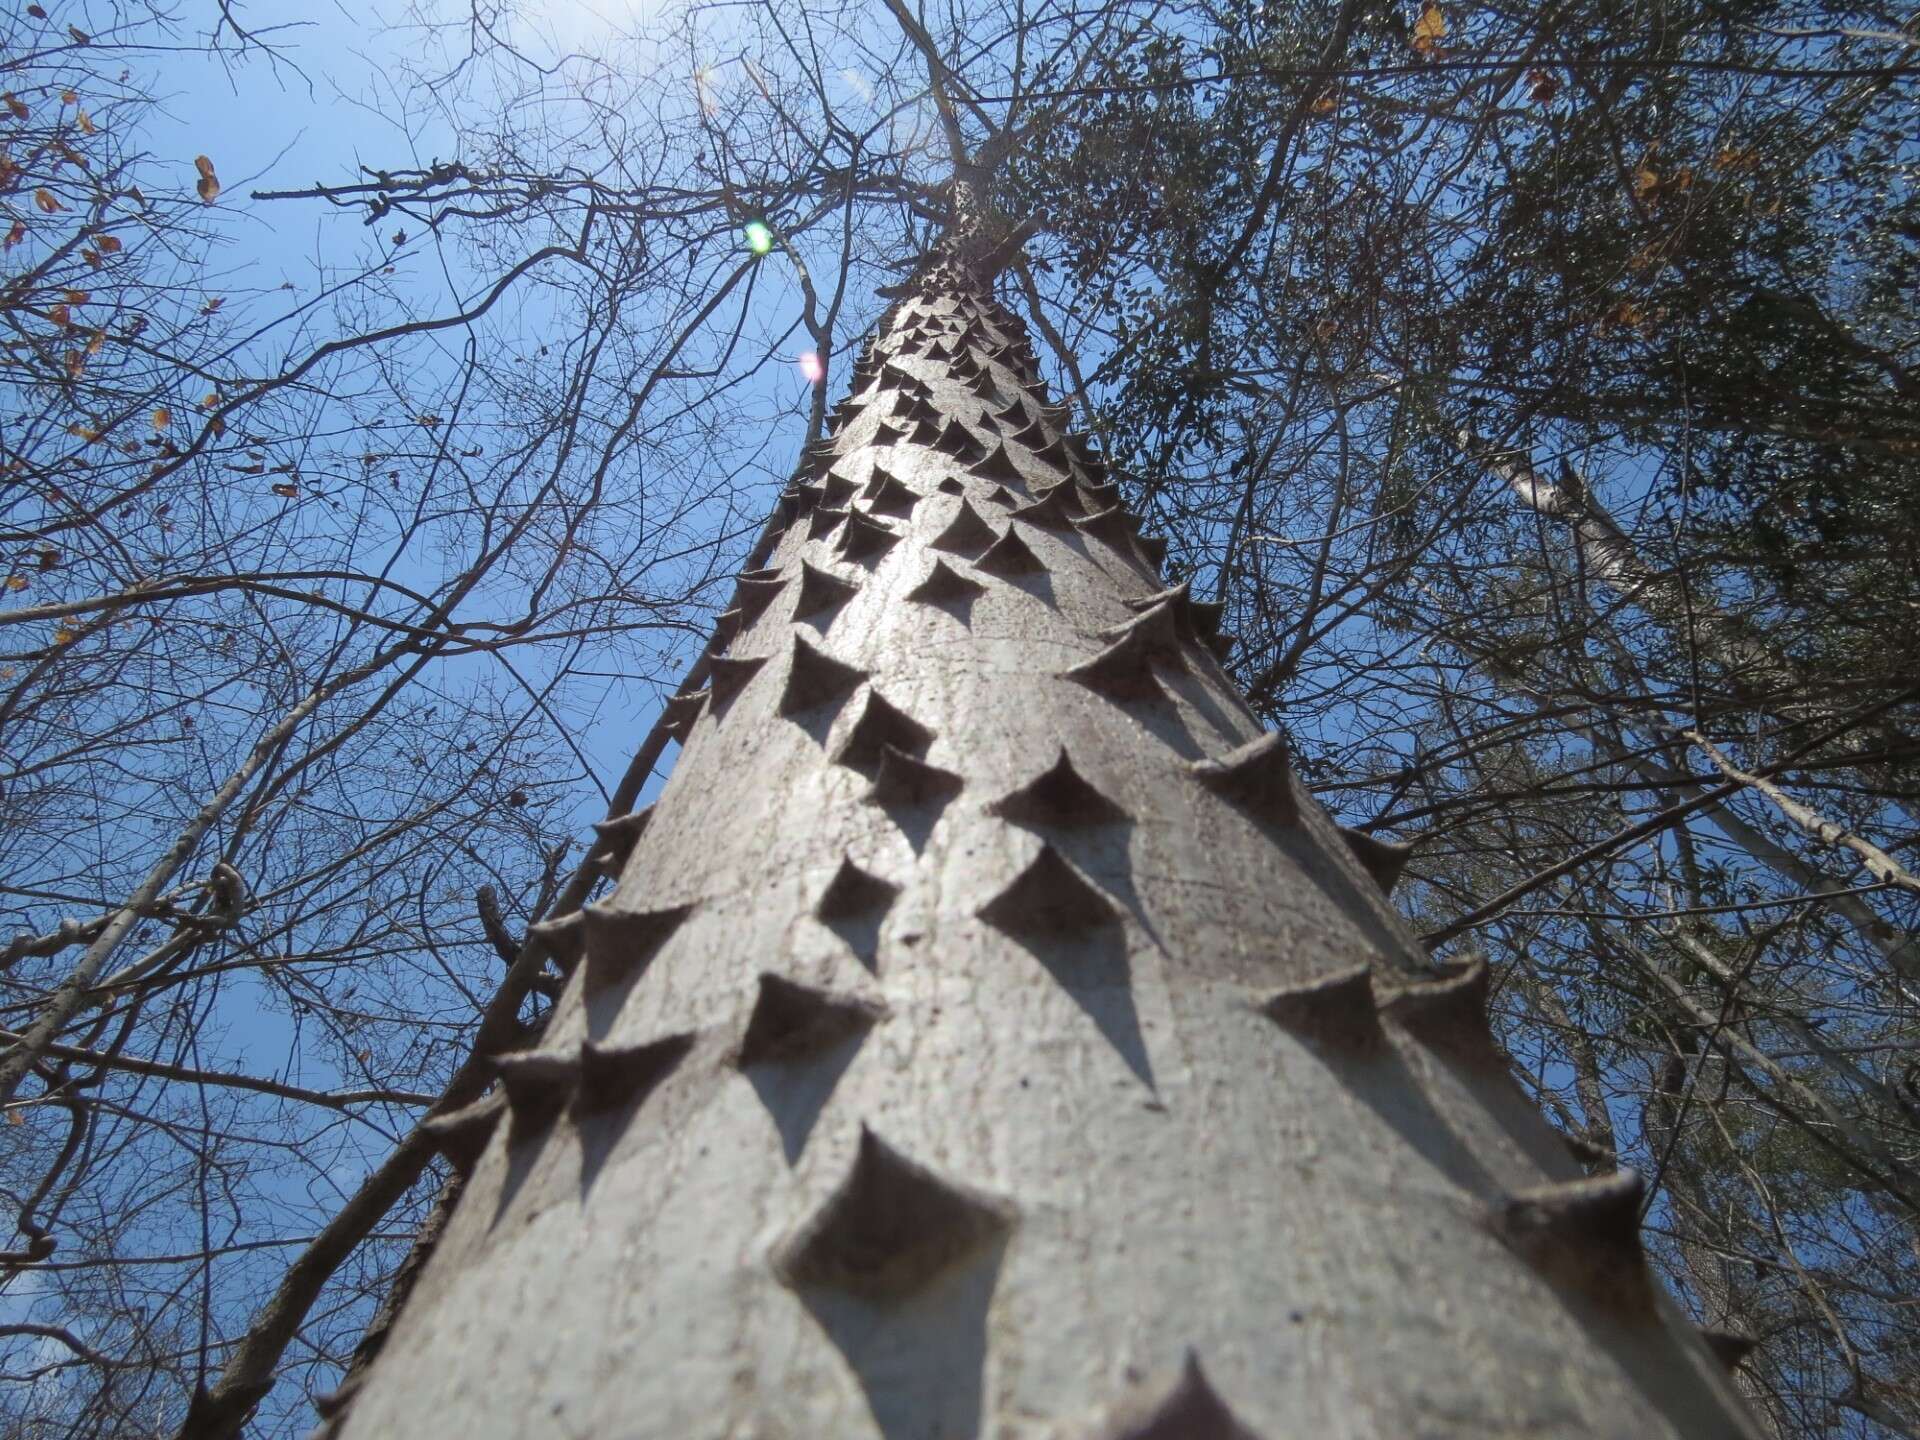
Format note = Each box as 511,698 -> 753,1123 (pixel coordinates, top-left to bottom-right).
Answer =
975,440 -> 1026,487
1338,825 -> 1414,897
581,902 -> 697,996
492,1047 -> 579,1129
575,1032 -> 694,1116
738,974 -> 887,1068
1063,628 -> 1170,702
978,843 -> 1120,939
1699,1327 -> 1759,1373
832,690 -> 934,779
1378,956 -> 1494,1057
586,807 -> 654,879
733,573 -> 787,622
1187,732 -> 1300,828
1012,482 -> 1082,529
987,749 -> 1129,830
1491,1168 -> 1654,1310
861,465 -> 920,519
1073,504 -> 1138,546
1090,1350 -> 1266,1440
836,510 -> 901,565
773,1125 -> 1013,1301
707,654 -> 769,714
794,560 -> 860,627
1258,965 -> 1381,1051
778,633 -> 868,719
930,500 -> 999,559
908,558 -> 988,610
420,1092 -> 507,1178
975,526 -> 1046,577
865,744 -> 965,813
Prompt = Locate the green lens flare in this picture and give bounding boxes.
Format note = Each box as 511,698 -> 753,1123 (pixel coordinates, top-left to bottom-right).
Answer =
744,221 -> 774,255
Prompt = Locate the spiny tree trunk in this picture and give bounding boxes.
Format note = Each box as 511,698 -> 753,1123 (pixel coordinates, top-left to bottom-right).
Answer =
321,230 -> 1760,1439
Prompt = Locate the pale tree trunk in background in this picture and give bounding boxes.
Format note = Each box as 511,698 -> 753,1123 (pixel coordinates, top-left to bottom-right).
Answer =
1459,431 -> 1919,988
324,236 -> 1759,1440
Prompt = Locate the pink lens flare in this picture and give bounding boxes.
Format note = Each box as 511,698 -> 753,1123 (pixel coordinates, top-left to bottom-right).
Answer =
798,351 -> 825,384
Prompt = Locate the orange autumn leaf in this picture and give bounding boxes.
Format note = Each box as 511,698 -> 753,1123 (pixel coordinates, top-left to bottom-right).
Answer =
64,289 -> 89,305
6,576 -> 28,592
201,296 -> 223,314
96,233 -> 122,253
76,110 -> 95,135
271,482 -> 299,498
3,94 -> 28,121
85,328 -> 104,355
201,392 -> 220,408
3,221 -> 25,250
53,626 -> 79,646
34,188 -> 65,214
49,303 -> 71,327
152,407 -> 171,429
64,350 -> 84,378
1411,2 -> 1446,54
193,154 -> 220,204
1633,163 -> 1659,199
60,89 -> 78,105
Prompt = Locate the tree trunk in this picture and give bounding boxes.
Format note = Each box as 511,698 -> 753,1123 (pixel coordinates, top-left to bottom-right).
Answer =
324,246 -> 1759,1440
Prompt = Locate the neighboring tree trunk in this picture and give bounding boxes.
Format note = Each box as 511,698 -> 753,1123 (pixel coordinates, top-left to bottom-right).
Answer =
324,233 -> 1759,1439
1460,430 -> 1920,982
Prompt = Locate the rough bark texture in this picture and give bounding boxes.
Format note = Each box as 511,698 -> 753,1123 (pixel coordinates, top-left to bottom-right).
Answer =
329,250 -> 1760,1439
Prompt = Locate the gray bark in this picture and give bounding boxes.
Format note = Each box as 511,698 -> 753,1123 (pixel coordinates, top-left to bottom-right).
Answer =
329,254 -> 1759,1439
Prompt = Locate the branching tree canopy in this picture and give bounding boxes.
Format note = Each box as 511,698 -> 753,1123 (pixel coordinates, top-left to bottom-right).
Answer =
1,0 -> 1913,1435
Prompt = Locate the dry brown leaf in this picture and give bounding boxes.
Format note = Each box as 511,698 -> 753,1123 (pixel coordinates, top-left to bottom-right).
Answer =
1412,2 -> 1446,54
194,154 -> 220,204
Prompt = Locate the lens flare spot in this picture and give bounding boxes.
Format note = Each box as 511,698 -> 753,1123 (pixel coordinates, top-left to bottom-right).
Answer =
743,221 -> 774,255
798,351 -> 825,384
